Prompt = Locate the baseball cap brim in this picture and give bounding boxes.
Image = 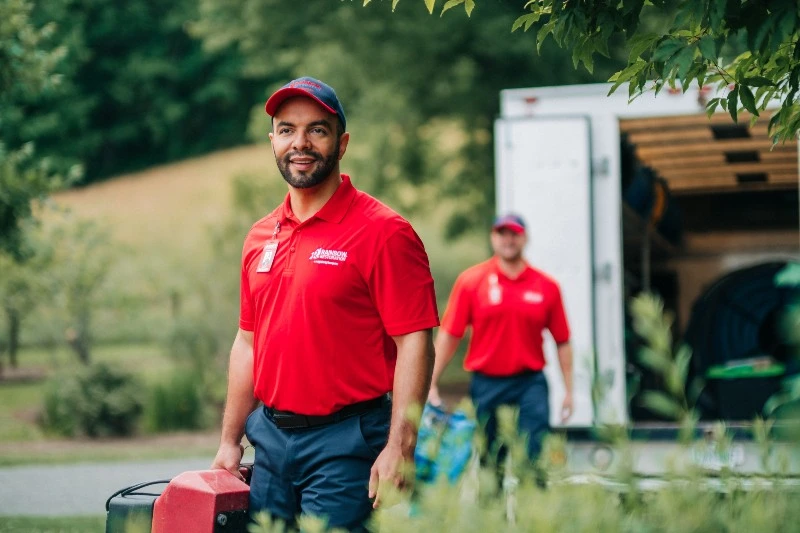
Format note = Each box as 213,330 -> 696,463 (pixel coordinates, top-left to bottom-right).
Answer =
265,87 -> 337,117
492,221 -> 525,234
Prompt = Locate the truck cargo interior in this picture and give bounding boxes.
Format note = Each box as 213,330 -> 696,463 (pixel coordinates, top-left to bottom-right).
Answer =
619,112 -> 800,423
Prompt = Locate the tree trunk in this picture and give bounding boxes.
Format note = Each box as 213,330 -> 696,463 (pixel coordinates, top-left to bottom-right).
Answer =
74,308 -> 91,365
8,311 -> 19,369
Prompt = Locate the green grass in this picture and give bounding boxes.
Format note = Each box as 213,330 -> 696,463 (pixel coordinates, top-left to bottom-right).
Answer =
0,516 -> 105,532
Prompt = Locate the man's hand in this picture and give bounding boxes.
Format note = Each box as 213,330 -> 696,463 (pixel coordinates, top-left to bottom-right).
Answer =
368,442 -> 411,509
560,392 -> 574,423
427,384 -> 443,407
211,441 -> 246,482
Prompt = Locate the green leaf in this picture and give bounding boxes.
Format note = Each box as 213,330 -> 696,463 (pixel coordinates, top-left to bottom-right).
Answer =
705,98 -> 722,118
442,0 -> 464,15
687,377 -> 705,406
727,86 -> 739,123
739,84 -> 759,116
627,32 -> 660,61
464,0 -> 474,16
652,38 -> 684,62
752,17 -> 775,54
698,36 -> 717,61
537,19 -> 557,51
709,0 -> 727,31
675,344 -> 692,385
640,391 -> 683,420
671,46 -> 696,79
742,76 -> 776,88
608,60 -> 648,95
512,13 -> 540,33
424,0 -> 436,14
638,346 -> 670,374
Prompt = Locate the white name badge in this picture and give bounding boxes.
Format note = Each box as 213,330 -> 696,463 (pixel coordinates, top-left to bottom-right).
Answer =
256,241 -> 279,273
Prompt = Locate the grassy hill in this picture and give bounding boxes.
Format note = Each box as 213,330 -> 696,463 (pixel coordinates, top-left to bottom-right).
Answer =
47,144 -> 276,265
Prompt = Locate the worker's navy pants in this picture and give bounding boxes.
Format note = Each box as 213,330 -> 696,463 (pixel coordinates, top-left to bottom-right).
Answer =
244,400 -> 391,532
470,370 -> 550,462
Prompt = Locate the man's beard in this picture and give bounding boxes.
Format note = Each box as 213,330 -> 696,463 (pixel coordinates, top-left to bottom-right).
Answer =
276,145 -> 339,189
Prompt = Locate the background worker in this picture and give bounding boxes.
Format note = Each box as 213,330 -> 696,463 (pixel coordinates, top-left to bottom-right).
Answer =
428,213 -> 573,463
211,77 -> 439,531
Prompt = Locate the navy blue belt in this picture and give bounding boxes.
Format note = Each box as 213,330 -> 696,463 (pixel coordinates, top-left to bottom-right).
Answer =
266,395 -> 388,429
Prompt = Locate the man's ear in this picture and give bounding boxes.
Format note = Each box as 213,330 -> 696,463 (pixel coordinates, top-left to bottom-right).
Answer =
337,132 -> 350,161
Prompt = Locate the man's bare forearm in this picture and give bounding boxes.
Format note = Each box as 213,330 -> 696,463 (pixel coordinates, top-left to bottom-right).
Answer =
388,329 -> 434,455
219,329 -> 258,446
556,342 -> 573,396
430,329 -> 461,388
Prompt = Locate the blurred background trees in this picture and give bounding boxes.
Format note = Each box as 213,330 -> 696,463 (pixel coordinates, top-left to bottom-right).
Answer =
192,0 -> 623,236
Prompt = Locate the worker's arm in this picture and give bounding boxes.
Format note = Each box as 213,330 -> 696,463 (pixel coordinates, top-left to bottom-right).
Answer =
556,341 -> 574,422
427,329 -> 462,406
369,328 -> 434,508
211,328 -> 258,481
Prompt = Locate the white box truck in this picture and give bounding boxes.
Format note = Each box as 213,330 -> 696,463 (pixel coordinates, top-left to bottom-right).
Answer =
495,83 -> 799,437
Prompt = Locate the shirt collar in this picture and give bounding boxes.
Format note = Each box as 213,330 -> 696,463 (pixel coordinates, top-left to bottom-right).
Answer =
491,255 -> 531,281
276,174 -> 356,225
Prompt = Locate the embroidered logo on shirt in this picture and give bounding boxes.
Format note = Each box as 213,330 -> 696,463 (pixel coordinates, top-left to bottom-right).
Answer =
309,247 -> 348,266
523,291 -> 544,303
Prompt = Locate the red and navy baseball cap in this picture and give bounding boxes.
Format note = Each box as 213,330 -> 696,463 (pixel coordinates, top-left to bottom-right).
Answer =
265,77 -> 346,130
492,213 -> 526,234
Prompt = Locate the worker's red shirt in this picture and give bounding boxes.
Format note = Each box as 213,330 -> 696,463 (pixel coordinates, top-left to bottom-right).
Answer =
440,257 -> 570,376
240,175 -> 439,415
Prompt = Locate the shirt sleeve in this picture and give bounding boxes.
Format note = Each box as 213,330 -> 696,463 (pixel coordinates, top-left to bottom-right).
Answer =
239,242 -> 255,332
439,271 -> 472,338
368,224 -> 439,336
547,282 -> 570,344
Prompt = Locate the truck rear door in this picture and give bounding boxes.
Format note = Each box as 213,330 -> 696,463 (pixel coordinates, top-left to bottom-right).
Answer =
495,116 -> 595,427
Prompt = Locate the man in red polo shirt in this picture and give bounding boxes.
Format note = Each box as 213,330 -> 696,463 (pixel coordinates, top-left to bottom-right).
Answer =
211,77 -> 439,531
428,213 -> 572,463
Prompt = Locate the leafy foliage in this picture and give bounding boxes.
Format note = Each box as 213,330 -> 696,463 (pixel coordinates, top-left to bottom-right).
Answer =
145,370 -> 208,432
0,0 -> 65,102
50,218 -> 114,364
0,142 -> 76,260
2,0 -> 263,184
41,362 -> 143,437
402,0 -> 800,142
0,231 -> 53,372
194,0 -> 621,237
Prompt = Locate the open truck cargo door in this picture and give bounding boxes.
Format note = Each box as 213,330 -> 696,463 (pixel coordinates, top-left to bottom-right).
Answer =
495,115 -> 598,428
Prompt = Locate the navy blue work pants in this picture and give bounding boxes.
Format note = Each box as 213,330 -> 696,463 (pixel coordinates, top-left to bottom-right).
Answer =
244,400 -> 391,531
470,371 -> 550,462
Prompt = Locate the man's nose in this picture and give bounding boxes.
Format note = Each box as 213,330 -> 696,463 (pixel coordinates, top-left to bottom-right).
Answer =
291,132 -> 312,151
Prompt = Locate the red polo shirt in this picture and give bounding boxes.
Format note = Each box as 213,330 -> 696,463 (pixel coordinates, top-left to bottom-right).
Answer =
440,257 -> 570,377
240,175 -> 439,415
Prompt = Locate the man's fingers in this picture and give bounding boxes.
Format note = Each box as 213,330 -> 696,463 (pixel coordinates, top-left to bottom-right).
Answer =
368,467 -> 378,499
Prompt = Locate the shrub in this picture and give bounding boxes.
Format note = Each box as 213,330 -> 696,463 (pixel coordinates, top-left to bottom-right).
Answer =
41,362 -> 143,437
144,369 -> 208,432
